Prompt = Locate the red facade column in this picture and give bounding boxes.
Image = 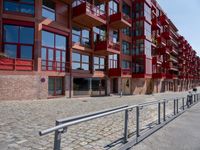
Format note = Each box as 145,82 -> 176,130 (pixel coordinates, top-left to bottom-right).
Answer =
35,0 -> 42,72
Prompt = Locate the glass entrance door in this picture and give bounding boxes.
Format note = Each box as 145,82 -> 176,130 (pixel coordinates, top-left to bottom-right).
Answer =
48,77 -> 64,96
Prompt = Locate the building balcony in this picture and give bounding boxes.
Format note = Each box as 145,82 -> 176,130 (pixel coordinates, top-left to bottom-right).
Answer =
152,56 -> 163,64
159,15 -> 169,26
94,38 -> 120,55
169,55 -> 178,63
161,31 -> 172,40
109,12 -> 132,29
156,46 -> 170,55
0,57 -> 34,71
168,46 -> 178,55
72,2 -> 106,28
157,36 -> 166,46
152,18 -> 161,30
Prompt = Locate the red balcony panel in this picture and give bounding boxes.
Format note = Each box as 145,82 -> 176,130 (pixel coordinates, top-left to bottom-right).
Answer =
156,47 -> 169,55
72,2 -> 106,28
152,18 -> 161,30
159,15 -> 169,26
98,0 -> 110,3
161,31 -> 172,40
109,12 -> 131,29
95,40 -> 120,55
152,73 -> 166,79
152,56 -> 163,64
108,68 -> 121,77
157,36 -> 166,46
122,68 -> 132,76
0,58 -> 33,71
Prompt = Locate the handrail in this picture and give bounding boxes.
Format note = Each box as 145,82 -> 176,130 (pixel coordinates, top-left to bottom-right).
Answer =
39,93 -> 200,150
39,104 -> 137,136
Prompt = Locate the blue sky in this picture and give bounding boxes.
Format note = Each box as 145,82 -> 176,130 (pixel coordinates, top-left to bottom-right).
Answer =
157,0 -> 200,56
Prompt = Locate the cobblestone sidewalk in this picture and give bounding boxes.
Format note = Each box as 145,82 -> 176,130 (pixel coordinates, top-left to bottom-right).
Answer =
0,90 -> 195,150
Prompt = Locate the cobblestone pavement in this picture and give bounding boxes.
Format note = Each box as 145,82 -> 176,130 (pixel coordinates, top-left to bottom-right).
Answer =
0,90 -> 197,150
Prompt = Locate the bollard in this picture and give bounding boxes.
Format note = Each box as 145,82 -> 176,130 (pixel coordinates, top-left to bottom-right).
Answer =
123,109 -> 129,143
158,102 -> 161,124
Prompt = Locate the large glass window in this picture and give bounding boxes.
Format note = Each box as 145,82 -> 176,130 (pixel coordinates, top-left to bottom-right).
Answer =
145,40 -> 152,58
93,27 -> 106,42
133,40 -> 144,55
133,58 -> 145,73
109,0 -> 118,15
72,27 -> 90,47
122,41 -> 131,55
144,3 -> 151,23
4,0 -> 35,15
72,52 -> 90,71
94,57 -> 105,71
42,0 -> 56,21
144,22 -> 151,40
42,30 -> 67,72
109,54 -> 118,69
3,24 -> 34,60
122,60 -> 131,69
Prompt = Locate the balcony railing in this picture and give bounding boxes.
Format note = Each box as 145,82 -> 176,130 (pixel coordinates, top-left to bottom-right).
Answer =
0,57 -> 33,71
42,60 -> 70,72
73,1 -> 106,20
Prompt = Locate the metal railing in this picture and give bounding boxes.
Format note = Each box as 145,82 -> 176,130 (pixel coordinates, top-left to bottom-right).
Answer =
39,93 -> 200,150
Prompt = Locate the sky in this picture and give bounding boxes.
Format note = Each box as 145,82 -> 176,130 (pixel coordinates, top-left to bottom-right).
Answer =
157,0 -> 200,56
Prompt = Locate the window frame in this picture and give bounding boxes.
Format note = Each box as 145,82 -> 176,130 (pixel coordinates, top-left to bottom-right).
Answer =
72,52 -> 90,71
41,30 -> 67,72
3,0 -> 35,16
3,24 -> 35,60
42,0 -> 56,21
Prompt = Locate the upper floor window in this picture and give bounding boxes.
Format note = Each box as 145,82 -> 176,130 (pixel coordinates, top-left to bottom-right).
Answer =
122,60 -> 131,69
3,24 -> 34,59
122,41 -> 131,55
109,0 -> 118,15
109,54 -> 118,69
122,2 -> 131,17
93,27 -> 106,42
72,52 -> 90,71
72,27 -> 90,47
41,30 -> 67,71
42,0 -> 55,21
94,57 -> 105,71
3,0 -> 35,15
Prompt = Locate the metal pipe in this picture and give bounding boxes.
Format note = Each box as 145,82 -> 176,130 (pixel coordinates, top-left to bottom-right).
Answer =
163,101 -> 166,122
39,105 -> 138,136
124,109 -> 129,143
158,102 -> 161,124
136,106 -> 140,139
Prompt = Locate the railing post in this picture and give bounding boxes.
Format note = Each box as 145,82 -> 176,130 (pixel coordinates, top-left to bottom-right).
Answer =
123,109 -> 129,143
176,99 -> 179,114
163,101 -> 166,122
182,98 -> 185,110
187,95 -> 190,108
158,102 -> 161,124
54,121 -> 62,150
136,106 -> 140,140
173,99 -> 176,115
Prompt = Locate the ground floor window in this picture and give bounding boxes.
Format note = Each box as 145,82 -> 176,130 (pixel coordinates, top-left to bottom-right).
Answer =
48,77 -> 64,96
73,78 -> 106,96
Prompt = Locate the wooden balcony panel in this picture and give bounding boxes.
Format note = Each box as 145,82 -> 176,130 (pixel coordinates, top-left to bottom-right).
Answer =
72,2 -> 106,28
109,12 -> 131,29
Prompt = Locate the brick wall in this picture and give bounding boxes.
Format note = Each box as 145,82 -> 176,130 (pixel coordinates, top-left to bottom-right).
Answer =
0,74 -> 48,100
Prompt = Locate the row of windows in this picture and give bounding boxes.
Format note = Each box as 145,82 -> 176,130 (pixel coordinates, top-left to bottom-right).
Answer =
3,0 -> 58,21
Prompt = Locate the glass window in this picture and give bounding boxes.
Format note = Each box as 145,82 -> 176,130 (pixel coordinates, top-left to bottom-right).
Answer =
3,24 -> 34,59
4,44 -> 17,58
20,27 -> 34,44
109,0 -> 118,15
122,41 -> 131,55
42,31 -> 54,47
3,0 -> 35,15
122,60 -> 130,69
42,0 -> 55,20
94,57 -> 105,71
4,25 -> 18,43
56,35 -> 66,50
20,45 -> 32,59
109,54 -> 118,68
72,52 -> 90,71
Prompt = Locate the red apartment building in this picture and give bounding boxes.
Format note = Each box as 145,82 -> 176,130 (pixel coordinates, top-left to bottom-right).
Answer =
0,0 -> 199,100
